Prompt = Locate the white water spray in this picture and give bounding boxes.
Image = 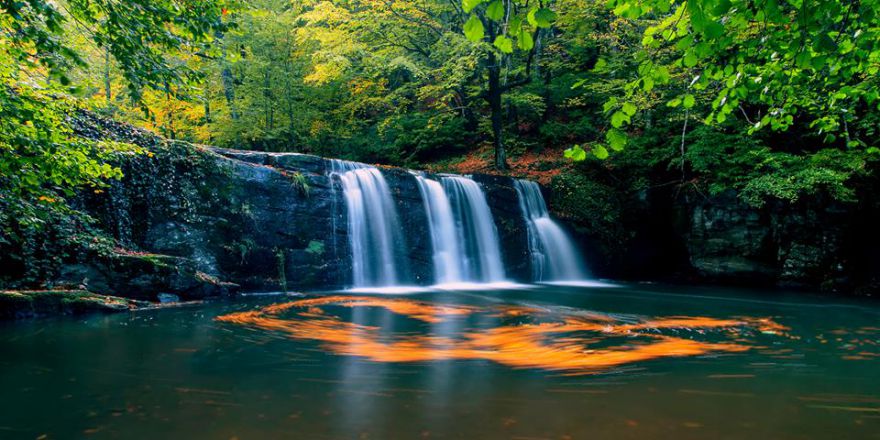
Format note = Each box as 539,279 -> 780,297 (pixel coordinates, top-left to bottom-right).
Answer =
330,160 -> 407,287
514,179 -> 589,281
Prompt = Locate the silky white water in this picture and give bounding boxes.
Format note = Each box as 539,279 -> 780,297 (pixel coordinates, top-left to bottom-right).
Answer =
441,176 -> 506,283
330,160 -> 406,287
414,175 -> 465,284
514,179 -> 588,281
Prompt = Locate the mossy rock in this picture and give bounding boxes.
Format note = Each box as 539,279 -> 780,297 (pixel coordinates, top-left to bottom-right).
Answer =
0,290 -> 144,320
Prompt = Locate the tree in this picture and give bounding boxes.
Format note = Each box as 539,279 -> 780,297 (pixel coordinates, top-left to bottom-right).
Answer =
575,0 -> 880,156
0,0 -> 228,235
462,0 -> 557,169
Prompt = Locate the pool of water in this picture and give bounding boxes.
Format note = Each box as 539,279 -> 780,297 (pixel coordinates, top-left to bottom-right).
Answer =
1,283 -> 878,439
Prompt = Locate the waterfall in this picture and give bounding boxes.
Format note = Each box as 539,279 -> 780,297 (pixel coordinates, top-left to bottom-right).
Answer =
414,175 -> 464,284
441,176 -> 506,283
514,179 -> 588,281
330,160 -> 407,287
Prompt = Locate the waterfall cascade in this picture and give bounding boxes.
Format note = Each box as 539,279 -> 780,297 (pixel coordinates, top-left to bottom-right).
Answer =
441,176 -> 506,283
514,179 -> 589,281
413,175 -> 464,284
329,159 -> 586,289
414,174 -> 506,284
330,160 -> 408,288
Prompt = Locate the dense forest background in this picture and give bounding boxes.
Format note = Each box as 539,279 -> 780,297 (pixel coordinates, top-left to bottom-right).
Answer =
3,0 -> 880,289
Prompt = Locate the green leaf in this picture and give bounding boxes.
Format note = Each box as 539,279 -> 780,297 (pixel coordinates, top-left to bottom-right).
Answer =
517,29 -> 534,51
683,94 -> 695,108
493,35 -> 513,53
606,128 -> 627,151
592,145 -> 609,160
462,0 -> 485,13
527,8 -> 539,27
593,58 -> 607,70
528,8 -> 556,28
603,97 -> 619,113
463,15 -> 485,42
813,33 -> 837,53
509,15 -> 523,33
795,50 -> 812,69
704,21 -> 724,38
611,111 -> 628,128
622,102 -> 637,116
486,0 -> 504,20
621,4 -> 642,19
564,145 -> 587,161
712,0 -> 732,15
683,51 -> 698,67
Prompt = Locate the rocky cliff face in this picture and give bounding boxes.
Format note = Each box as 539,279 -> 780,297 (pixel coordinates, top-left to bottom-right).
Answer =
677,190 -> 875,293
28,113 -> 874,300
62,116 -> 533,299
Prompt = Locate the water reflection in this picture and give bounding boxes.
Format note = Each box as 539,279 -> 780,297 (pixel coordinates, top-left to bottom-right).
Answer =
217,295 -> 788,376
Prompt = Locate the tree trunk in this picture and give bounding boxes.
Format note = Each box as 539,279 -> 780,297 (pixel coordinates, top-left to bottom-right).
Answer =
104,47 -> 112,106
216,31 -> 239,120
263,68 -> 273,131
487,53 -> 507,171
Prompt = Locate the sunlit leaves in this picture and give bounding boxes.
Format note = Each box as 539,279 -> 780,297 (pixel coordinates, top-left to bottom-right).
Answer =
594,0 -> 880,151
606,129 -> 627,151
527,8 -> 556,28
493,35 -> 513,53
564,143 -> 609,161
610,111 -> 628,128
463,1 -> 555,53
462,0 -> 486,13
517,29 -> 534,51
683,94 -> 695,109
486,0 -> 504,20
463,14 -> 485,42
564,144 -> 587,161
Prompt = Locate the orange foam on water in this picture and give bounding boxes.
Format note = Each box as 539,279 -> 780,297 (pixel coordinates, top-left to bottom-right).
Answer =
217,296 -> 776,375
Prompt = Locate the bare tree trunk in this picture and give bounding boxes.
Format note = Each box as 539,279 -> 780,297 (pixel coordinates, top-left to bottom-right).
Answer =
264,68 -> 273,131
487,53 -> 507,170
216,31 -> 239,120
104,47 -> 112,106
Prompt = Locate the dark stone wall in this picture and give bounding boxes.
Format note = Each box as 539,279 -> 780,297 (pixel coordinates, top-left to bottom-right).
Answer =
72,134 -> 538,296
676,190 -> 867,293
70,112 -> 878,298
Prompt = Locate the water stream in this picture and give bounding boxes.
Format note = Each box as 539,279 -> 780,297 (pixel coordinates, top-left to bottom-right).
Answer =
329,160 -> 408,288
515,179 -> 589,281
332,163 -> 588,287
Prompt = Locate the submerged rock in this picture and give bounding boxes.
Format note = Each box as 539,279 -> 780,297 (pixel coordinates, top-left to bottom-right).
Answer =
157,293 -> 180,303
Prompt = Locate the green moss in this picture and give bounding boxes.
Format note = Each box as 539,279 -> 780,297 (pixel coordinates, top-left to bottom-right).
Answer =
305,240 -> 325,256
0,290 -> 137,320
289,172 -> 310,196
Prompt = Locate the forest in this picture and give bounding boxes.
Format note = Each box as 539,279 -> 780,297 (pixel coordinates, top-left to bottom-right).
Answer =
2,2 -> 880,438
2,0 -> 880,287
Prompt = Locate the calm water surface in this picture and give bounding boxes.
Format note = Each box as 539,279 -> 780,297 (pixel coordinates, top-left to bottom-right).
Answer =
1,283 -> 878,439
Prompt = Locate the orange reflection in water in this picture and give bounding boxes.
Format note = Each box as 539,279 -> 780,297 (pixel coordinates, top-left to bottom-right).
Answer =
217,296 -> 784,375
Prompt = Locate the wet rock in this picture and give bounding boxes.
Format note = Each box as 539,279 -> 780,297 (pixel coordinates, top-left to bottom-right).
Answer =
0,290 -> 145,320
157,293 -> 180,303
680,191 -> 853,290
68,120 -> 540,292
